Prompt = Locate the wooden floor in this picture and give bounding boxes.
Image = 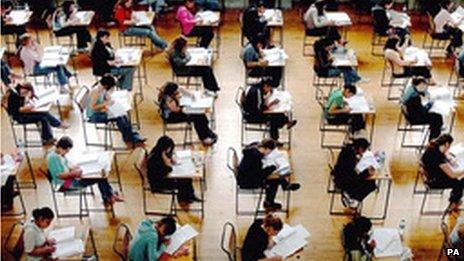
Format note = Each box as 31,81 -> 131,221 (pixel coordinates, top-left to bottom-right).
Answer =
1,7 -> 463,260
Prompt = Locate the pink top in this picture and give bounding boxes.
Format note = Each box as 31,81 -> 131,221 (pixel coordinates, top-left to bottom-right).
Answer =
176,6 -> 196,35
19,44 -> 42,75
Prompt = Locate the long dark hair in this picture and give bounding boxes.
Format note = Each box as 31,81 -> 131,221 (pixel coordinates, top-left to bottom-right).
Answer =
158,82 -> 179,104
315,0 -> 326,16
62,0 -> 74,20
384,37 -> 399,51
427,134 -> 454,150
15,82 -> 36,99
32,207 -> 55,221
148,135 -> 175,164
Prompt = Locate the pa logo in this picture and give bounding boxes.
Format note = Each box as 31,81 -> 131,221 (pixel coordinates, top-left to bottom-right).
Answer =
447,248 -> 461,256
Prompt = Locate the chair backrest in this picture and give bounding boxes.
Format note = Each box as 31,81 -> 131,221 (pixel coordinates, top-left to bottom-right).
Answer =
73,85 -> 90,114
4,222 -> 25,261
133,147 -> 150,189
220,222 -> 238,261
327,148 -> 336,172
234,87 -> 246,109
226,147 -> 239,178
113,223 -> 133,261
417,162 -> 432,187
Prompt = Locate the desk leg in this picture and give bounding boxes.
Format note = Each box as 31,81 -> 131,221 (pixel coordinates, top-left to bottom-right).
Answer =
382,179 -> 392,220
18,150 -> 37,189
113,154 -> 123,192
369,114 -> 376,144
200,177 -> 205,219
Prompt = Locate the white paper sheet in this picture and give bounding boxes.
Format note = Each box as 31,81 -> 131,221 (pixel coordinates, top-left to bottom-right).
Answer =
132,11 -> 151,26
263,48 -> 288,66
325,12 -> 352,26
371,228 -> 403,258
355,151 -> 380,173
186,47 -> 212,66
71,152 -> 111,176
171,151 -> 197,178
107,90 -> 131,119
7,10 -> 29,25
52,239 -> 84,259
265,224 -> 310,258
388,10 -> 411,28
164,225 -> 199,255
262,149 -> 291,176
1,154 -> 17,186
32,87 -> 58,108
346,95 -> 371,113
403,47 -> 432,66
428,87 -> 456,117
196,11 -> 219,24
49,226 -> 75,243
266,90 -> 292,112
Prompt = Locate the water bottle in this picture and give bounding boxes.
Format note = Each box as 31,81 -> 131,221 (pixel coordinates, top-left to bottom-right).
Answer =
24,3 -> 29,11
398,219 -> 406,235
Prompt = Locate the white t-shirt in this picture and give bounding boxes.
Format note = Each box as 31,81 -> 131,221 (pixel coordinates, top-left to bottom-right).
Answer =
434,8 -> 452,33
24,221 -> 46,261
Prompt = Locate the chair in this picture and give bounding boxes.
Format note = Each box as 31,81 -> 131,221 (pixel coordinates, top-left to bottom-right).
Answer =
113,223 -> 133,261
3,222 -> 24,261
1,176 -> 27,217
312,72 -> 341,102
381,60 -> 409,100
234,87 -> 269,147
448,55 -> 464,99
396,105 -> 429,150
317,98 -> 349,149
417,165 -> 448,215
153,99 -> 193,148
118,31 -> 153,52
422,12 -> 450,58
220,222 -> 239,261
370,31 -> 388,56
133,147 -> 177,216
226,147 -> 264,219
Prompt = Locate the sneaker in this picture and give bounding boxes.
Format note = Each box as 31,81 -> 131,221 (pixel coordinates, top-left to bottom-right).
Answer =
189,195 -> 203,202
111,193 -> 124,202
202,137 -> 214,146
42,139 -> 56,146
283,183 -> 301,191
263,201 -> 282,210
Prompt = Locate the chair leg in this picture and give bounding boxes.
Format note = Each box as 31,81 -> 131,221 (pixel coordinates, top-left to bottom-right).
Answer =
420,191 -> 428,214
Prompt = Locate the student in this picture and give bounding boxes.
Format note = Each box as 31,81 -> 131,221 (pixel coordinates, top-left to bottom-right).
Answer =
47,136 -> 123,206
91,29 -> 135,91
242,0 -> 268,43
237,139 -> 300,210
383,36 -> 435,83
324,84 -> 365,134
314,37 -> 364,86
242,79 -> 297,141
146,135 -> 202,204
333,138 -> 377,209
371,0 -> 409,40
241,214 -> 284,261
6,82 -> 68,145
401,77 -> 443,140
421,134 -> 464,210
157,82 -> 217,145
129,217 -> 177,261
342,216 -> 375,261
241,35 -> 282,88
114,0 -> 168,50
1,59 -> 21,88
18,34 -> 72,92
176,0 -> 214,48
0,0 -> 27,47
52,1 -> 92,51
450,216 -> 464,258
433,0 -> 463,55
167,36 -> 220,93
304,0 -> 337,37
24,207 -> 56,261
87,75 -> 146,146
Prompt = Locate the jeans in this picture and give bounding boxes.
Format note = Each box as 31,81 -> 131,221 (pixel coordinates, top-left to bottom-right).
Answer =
429,177 -> 464,203
88,112 -> 142,143
327,67 -> 361,86
72,178 -> 115,202
33,63 -> 71,86
186,66 -> 220,92
195,0 -> 221,10
153,178 -> 195,202
110,67 -> 135,91
188,26 -> 214,48
248,67 -> 283,88
54,27 -> 92,49
408,112 -> 443,140
166,112 -> 214,140
14,112 -> 61,140
327,113 -> 365,133
124,26 -> 168,50
245,113 -> 288,140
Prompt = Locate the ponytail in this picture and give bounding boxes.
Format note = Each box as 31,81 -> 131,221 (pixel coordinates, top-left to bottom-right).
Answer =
427,134 -> 453,150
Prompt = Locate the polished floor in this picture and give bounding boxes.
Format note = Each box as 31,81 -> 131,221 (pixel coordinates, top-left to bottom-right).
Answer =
1,7 -> 464,261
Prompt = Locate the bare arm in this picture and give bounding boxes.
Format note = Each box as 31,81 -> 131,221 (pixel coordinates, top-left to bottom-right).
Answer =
328,102 -> 350,114
439,163 -> 464,179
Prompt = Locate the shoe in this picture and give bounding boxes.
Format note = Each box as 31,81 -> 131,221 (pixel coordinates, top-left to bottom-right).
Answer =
449,201 -> 462,211
263,201 -> 282,210
202,137 -> 214,146
286,120 -> 297,129
284,183 -> 301,191
42,139 -> 56,146
189,195 -> 203,202
111,193 -> 124,202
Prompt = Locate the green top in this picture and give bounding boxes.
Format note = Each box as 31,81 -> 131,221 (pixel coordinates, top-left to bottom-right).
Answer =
129,219 -> 166,261
324,89 -> 344,119
46,151 -> 68,186
86,93 -> 105,118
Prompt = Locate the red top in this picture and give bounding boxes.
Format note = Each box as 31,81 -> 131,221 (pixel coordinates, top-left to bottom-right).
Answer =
114,4 -> 132,32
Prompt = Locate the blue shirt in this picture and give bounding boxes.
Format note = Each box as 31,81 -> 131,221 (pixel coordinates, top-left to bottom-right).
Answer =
242,43 -> 260,65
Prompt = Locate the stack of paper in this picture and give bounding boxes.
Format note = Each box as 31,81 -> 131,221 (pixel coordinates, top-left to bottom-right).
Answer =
371,228 -> 403,258
263,9 -> 283,24
180,91 -> 214,114
171,150 -> 196,178
32,86 -> 58,108
264,224 -> 310,258
266,90 -> 292,112
428,87 -> 456,116
132,11 -> 151,26
403,47 -> 431,66
452,6 -> 464,31
41,46 -> 69,68
262,149 -> 291,176
332,48 -> 356,67
48,226 -> 84,259
263,48 -> 288,66
107,90 -> 131,119
71,152 -> 111,176
346,95 -> 371,113
450,143 -> 464,171
186,47 -> 212,66
196,11 -> 219,24
116,48 -> 140,65
164,224 -> 199,255
388,10 -> 411,28
355,151 -> 380,173
8,10 -> 29,25
325,12 -> 352,26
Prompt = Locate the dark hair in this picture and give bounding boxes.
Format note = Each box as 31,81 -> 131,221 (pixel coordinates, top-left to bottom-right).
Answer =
315,0 -> 326,16
185,0 -> 194,4
380,0 -> 393,7
32,207 -> 55,220
100,74 -> 116,90
1,0 -> 13,9
96,28 -> 110,40
172,36 -> 187,52
352,216 -> 372,236
258,139 -> 277,150
428,133 -> 454,149
352,138 -> 370,150
62,0 -> 75,19
119,0 -> 131,7
148,135 -> 175,163
158,82 -> 179,103
343,84 -> 357,95
441,0 -> 452,8
160,217 -> 177,236
56,136 -> 73,149
251,33 -> 267,48
19,33 -> 32,47
260,78 -> 273,88
15,82 -> 35,97
384,37 -> 400,50
263,214 -> 283,231
412,76 -> 427,86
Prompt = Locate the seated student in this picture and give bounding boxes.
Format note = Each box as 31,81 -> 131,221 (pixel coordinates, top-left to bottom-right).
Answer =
384,35 -> 435,83
52,1 -> 92,52
242,0 -> 269,43
314,37 -> 364,86
91,29 -> 135,91
176,0 -> 214,48
237,139 -> 300,210
47,136 -> 123,206
18,34 -> 72,92
157,82 -> 217,145
1,59 -> 21,89
450,216 -> 464,258
333,138 -> 377,209
6,82 -> 68,145
147,135 -> 202,204
324,84 -> 365,134
1,0 -> 27,47
241,35 -> 282,88
129,217 -> 177,261
114,0 -> 168,51
401,77 -> 443,140
241,214 -> 284,261
242,79 -> 297,141
24,207 -> 56,261
422,134 -> 464,210
167,36 -> 220,93
342,216 -> 375,260
371,0 -> 409,40
434,0 -> 464,55
304,0 -> 338,37
87,75 -> 146,146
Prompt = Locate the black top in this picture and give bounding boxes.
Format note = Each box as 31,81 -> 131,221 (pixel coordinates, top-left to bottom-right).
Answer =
237,145 -> 275,189
90,40 -> 115,76
342,222 -> 373,253
242,84 -> 267,117
241,219 -> 268,261
242,5 -> 267,41
146,151 -> 173,192
313,39 -> 332,76
402,87 -> 429,123
6,89 -> 24,119
371,5 -> 390,35
421,146 -> 448,183
332,144 -> 369,190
